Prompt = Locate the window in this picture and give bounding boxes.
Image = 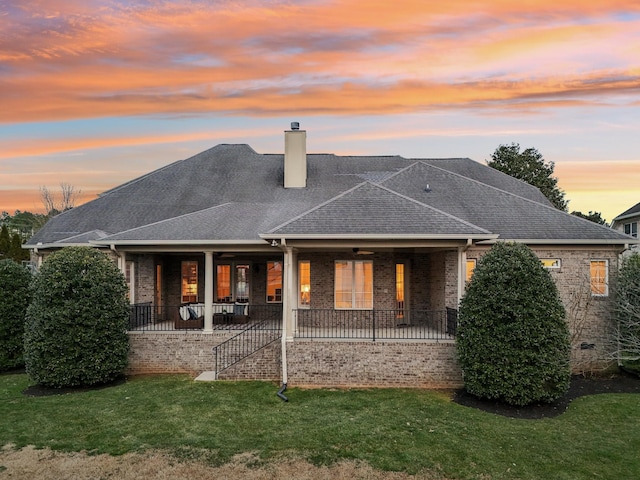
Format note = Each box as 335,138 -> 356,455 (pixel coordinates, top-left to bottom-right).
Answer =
541,258 -> 561,269
335,260 -> 373,309
465,259 -> 476,283
624,222 -> 638,238
396,263 -> 405,319
267,261 -> 283,303
235,264 -> 250,303
590,260 -> 608,296
181,261 -> 198,303
216,264 -> 231,302
299,260 -> 310,307
125,260 -> 135,302
216,263 -> 250,302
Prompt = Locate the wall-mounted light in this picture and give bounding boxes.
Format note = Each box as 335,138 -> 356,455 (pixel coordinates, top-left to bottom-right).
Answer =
353,248 -> 374,255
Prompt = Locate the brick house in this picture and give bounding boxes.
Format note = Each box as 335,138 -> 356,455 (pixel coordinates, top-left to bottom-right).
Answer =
25,125 -> 637,388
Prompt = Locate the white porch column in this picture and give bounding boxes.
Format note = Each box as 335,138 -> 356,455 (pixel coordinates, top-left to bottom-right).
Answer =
203,251 -> 214,333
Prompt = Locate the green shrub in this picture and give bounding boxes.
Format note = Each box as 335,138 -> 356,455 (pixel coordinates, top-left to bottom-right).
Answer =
24,247 -> 130,388
0,259 -> 32,370
457,242 -> 571,406
615,253 -> 640,371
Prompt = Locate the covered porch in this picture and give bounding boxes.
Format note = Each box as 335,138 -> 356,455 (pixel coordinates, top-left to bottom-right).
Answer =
122,238 -> 473,341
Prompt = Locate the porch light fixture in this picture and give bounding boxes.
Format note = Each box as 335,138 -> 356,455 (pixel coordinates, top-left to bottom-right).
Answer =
271,240 -> 279,247
353,248 -> 374,255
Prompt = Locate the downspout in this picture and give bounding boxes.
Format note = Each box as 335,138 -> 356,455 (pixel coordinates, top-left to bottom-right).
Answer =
277,238 -> 289,401
110,244 -> 125,273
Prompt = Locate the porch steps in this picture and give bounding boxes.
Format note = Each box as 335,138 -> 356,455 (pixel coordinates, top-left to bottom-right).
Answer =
195,371 -> 217,382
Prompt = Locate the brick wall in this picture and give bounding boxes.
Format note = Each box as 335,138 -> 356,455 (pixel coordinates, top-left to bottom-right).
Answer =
287,340 -> 462,389
126,245 -> 622,382
126,332 -> 461,388
126,331 -> 230,376
466,245 -> 621,374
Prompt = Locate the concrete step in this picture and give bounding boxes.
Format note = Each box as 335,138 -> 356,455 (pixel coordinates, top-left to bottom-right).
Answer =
194,371 -> 217,381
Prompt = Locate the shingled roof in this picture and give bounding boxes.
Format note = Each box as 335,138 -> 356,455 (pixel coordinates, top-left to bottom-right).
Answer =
26,143 -> 632,248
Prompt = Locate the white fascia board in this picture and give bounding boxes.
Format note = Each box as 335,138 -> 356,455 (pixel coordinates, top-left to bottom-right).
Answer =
259,233 -> 498,241
612,212 -> 640,223
90,239 -> 262,246
24,242 -> 99,249
477,238 -> 637,246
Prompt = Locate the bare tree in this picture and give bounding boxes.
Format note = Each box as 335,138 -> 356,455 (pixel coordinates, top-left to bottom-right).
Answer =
40,186 -> 56,215
60,182 -> 80,211
40,183 -> 82,215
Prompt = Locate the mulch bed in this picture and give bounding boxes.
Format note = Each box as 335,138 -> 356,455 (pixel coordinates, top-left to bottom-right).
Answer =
22,376 -> 127,397
453,368 -> 640,419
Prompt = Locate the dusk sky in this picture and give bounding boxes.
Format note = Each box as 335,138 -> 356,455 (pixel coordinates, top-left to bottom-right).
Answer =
1,1 -> 639,223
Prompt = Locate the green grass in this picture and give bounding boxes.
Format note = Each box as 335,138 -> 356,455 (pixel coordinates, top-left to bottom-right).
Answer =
1,374 -> 639,479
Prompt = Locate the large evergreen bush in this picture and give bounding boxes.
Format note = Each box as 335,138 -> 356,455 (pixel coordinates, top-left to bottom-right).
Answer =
615,253 -> 640,373
457,242 -> 571,406
24,247 -> 130,387
0,259 -> 32,370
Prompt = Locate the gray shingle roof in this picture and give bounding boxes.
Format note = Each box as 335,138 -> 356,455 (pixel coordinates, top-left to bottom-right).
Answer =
268,182 -> 492,237
26,143 -> 631,247
613,201 -> 640,221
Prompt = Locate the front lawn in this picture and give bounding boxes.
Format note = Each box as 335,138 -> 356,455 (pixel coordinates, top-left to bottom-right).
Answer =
1,374 -> 638,479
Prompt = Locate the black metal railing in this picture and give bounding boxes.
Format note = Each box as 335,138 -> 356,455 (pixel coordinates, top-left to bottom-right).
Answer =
129,302 -> 152,330
127,303 -> 283,332
295,308 -> 458,340
213,319 -> 282,375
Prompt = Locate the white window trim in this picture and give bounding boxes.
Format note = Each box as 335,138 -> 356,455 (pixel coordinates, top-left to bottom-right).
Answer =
541,258 -> 562,269
298,260 -> 311,309
334,259 -> 373,310
216,262 -> 251,303
266,260 -> 283,304
590,259 -> 609,297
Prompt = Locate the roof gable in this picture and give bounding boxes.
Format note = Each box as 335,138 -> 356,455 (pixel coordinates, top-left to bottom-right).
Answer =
268,181 -> 493,237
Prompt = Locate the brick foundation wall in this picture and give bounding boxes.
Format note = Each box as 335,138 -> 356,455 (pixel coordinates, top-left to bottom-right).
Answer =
287,340 -> 462,389
126,331 -> 231,376
216,341 -> 282,381
126,332 -> 462,388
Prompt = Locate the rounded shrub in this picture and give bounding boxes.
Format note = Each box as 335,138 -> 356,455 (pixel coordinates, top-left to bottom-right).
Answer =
0,259 -> 32,371
24,247 -> 130,388
457,242 -> 570,406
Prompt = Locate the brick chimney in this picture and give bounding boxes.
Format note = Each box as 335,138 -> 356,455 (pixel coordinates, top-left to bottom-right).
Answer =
284,122 -> 306,188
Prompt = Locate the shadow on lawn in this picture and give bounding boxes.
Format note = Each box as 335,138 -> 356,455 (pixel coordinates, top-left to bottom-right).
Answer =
453,368 -> 640,419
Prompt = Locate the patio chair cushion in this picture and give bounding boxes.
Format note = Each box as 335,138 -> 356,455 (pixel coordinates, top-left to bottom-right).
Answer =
179,306 -> 191,321
233,303 -> 247,316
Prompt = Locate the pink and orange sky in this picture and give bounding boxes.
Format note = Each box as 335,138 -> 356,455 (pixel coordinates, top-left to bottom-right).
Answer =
1,0 -> 639,223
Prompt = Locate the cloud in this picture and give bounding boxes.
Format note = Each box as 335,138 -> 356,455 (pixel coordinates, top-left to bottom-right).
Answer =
1,1 -> 639,123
